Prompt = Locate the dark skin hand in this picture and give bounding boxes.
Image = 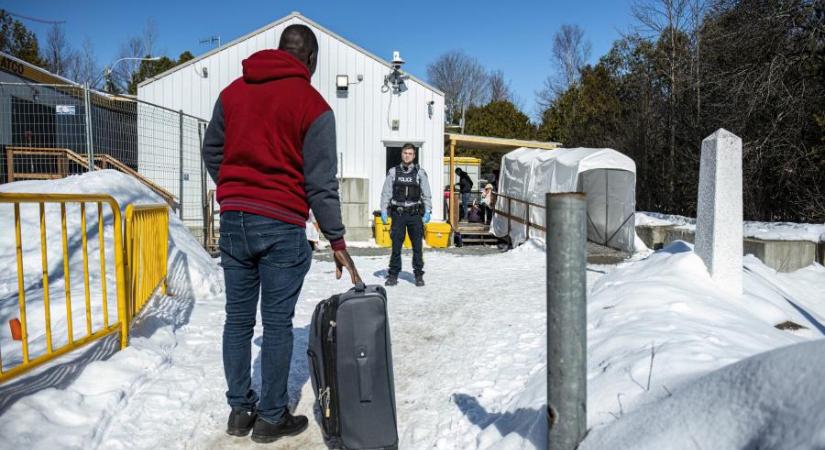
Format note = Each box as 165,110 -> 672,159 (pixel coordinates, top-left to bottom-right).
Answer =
333,249 -> 362,285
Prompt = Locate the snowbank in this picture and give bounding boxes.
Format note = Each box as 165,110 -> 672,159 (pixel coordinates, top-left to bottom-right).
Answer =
581,339 -> 825,449
463,239 -> 823,449
637,211 -> 825,243
0,171 -> 221,370
0,170 -> 221,300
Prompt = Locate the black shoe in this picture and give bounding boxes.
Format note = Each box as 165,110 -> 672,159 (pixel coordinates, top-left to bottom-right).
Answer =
250,412 -> 309,443
385,274 -> 398,286
226,407 -> 257,437
415,275 -> 425,287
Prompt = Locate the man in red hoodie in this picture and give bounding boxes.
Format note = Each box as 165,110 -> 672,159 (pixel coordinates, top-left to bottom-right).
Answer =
201,24 -> 361,444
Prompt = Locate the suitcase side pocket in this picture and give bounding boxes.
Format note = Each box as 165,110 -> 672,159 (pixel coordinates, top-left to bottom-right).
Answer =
355,345 -> 373,402
307,349 -> 323,396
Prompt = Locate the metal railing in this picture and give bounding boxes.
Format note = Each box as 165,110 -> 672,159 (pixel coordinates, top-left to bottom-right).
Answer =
124,204 -> 169,325
4,146 -> 178,210
492,193 -> 547,239
0,193 -> 169,383
0,193 -> 127,382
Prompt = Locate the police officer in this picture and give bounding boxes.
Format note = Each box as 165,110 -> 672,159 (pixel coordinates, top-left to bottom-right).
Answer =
379,143 -> 432,287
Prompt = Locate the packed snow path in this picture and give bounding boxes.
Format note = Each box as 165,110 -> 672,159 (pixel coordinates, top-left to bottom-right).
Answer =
2,241 -> 574,449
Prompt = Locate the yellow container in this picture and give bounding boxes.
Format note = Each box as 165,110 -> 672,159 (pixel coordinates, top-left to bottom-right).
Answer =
425,222 -> 452,248
374,217 -> 412,248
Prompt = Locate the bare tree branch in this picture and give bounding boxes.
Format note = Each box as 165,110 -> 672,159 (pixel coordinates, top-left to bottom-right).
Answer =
427,50 -> 490,126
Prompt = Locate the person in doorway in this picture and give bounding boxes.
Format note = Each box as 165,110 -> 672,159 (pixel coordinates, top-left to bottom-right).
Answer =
480,183 -> 495,225
455,167 -> 473,221
201,24 -> 361,444
379,143 -> 432,287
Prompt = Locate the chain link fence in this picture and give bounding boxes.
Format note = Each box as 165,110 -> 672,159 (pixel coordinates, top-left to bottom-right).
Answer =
0,82 -> 214,244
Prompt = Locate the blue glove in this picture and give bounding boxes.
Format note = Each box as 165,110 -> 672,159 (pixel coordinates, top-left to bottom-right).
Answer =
423,211 -> 431,224
380,211 -> 388,225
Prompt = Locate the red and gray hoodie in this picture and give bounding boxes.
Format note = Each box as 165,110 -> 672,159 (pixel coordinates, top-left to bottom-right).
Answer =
201,49 -> 346,250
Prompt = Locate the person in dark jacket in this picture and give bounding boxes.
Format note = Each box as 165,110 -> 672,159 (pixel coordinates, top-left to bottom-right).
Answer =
455,167 -> 473,221
201,24 -> 361,444
379,144 -> 432,287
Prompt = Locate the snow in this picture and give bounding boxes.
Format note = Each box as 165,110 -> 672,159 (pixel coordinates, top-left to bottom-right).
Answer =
637,211 -> 825,243
2,172 -> 825,449
580,339 -> 825,449
0,171 -> 221,374
0,232 -> 556,449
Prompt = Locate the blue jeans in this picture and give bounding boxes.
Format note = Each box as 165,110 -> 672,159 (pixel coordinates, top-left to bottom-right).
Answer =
460,192 -> 470,220
219,211 -> 311,423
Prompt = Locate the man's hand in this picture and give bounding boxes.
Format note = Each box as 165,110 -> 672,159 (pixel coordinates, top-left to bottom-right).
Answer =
423,210 -> 431,224
333,249 -> 362,285
380,211 -> 388,225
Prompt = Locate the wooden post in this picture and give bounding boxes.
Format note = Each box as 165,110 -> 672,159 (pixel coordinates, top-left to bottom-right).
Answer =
526,203 -> 531,239
59,154 -> 67,178
6,149 -> 14,183
507,195 -> 512,236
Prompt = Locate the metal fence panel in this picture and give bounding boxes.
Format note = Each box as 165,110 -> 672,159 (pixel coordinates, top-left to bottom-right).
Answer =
1,82 -> 210,239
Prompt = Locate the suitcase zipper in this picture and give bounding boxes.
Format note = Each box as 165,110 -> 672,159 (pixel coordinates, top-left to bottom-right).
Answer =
322,300 -> 341,437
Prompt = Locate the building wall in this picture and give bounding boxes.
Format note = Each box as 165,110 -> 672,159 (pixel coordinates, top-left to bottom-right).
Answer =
1,71 -> 138,183
138,14 -> 446,227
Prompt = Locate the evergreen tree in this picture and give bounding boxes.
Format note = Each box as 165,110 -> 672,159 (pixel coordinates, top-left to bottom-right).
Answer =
0,10 -> 45,67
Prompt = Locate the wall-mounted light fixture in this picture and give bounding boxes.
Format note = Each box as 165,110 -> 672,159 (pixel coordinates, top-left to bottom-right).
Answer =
427,100 -> 434,119
336,74 -> 363,98
336,75 -> 349,92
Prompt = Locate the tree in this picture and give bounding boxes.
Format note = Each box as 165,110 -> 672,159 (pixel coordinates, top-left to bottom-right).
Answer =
537,24 -> 592,110
43,23 -> 74,76
0,10 -> 44,67
426,50 -> 489,128
632,0 -> 692,199
533,0 -> 825,222
67,37 -> 99,87
112,19 -> 160,93
537,64 -> 622,148
126,51 -> 193,95
488,70 -> 513,103
461,100 -> 535,173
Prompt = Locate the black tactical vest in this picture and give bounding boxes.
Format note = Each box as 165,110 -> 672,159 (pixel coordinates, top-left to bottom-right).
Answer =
392,165 -> 421,204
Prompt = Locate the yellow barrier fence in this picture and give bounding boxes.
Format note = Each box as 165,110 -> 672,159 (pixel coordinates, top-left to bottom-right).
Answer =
125,204 -> 169,325
0,194 -> 169,384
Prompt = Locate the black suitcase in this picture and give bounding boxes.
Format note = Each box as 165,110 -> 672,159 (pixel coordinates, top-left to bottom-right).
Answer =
307,282 -> 398,450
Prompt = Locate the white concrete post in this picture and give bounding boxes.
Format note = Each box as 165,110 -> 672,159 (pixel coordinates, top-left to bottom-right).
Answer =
695,128 -> 743,295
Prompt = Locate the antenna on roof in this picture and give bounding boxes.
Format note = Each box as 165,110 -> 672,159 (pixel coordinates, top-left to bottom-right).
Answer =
199,35 -> 221,49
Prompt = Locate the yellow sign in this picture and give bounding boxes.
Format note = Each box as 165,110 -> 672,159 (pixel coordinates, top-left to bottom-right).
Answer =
0,54 -> 72,85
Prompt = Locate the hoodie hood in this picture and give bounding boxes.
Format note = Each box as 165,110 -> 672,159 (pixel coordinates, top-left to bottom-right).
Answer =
242,49 -> 310,83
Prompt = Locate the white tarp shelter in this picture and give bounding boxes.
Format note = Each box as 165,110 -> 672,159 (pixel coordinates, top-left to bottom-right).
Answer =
491,147 -> 637,252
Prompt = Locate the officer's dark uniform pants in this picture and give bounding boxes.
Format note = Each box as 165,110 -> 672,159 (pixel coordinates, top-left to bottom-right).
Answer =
389,209 -> 424,277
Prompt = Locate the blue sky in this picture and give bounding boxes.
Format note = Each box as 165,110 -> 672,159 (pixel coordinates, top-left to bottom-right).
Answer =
8,0 -> 636,115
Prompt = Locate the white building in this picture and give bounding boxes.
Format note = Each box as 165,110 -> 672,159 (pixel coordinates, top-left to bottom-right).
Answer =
137,12 -> 445,240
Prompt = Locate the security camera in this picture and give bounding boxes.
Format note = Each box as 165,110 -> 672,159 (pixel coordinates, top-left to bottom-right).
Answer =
391,51 -> 405,70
